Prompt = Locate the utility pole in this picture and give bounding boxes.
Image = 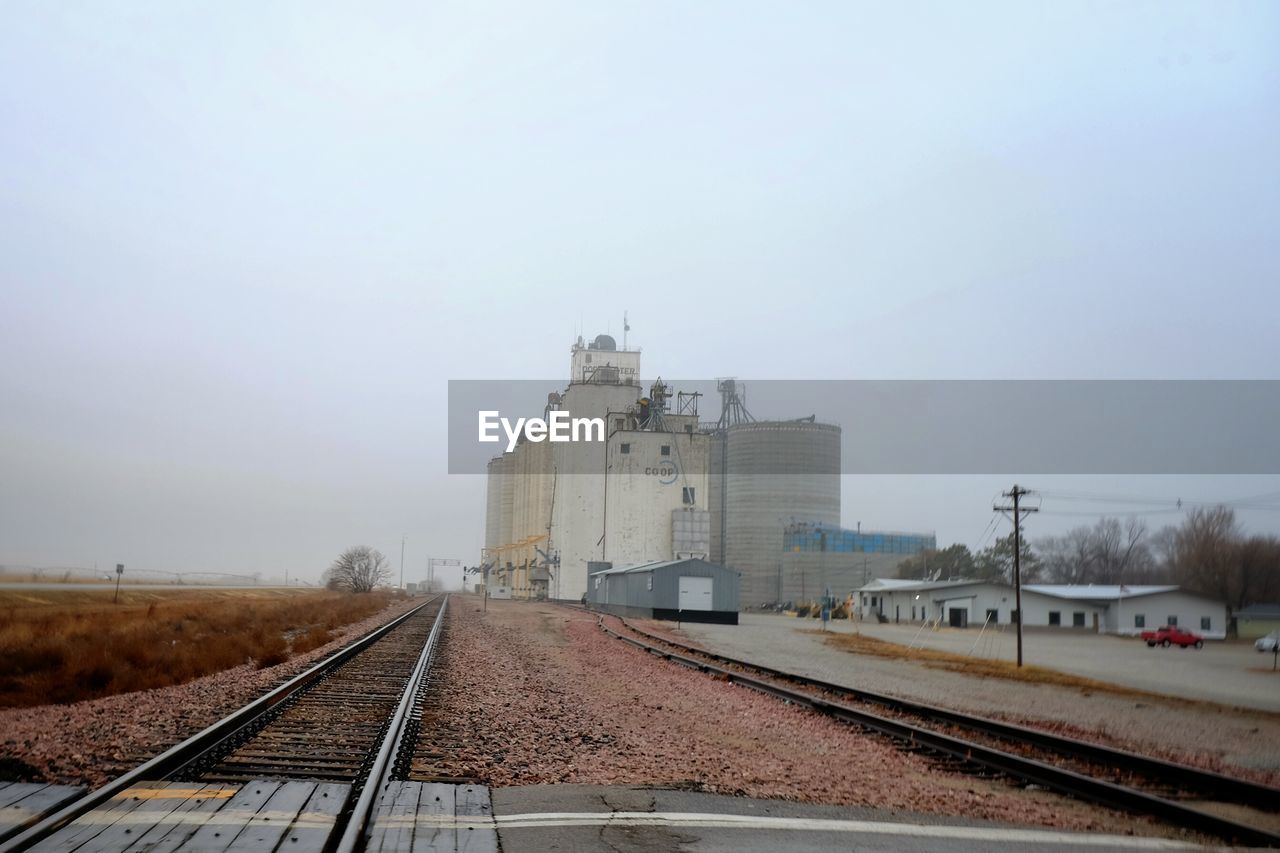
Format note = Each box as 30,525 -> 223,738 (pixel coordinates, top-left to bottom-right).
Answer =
400,535 -> 406,590
994,485 -> 1038,667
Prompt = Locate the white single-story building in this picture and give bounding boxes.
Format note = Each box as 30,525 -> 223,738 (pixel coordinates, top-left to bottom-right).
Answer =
857,579 -> 1228,639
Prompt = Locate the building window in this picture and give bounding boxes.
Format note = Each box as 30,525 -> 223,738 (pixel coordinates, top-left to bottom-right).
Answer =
614,418 -> 625,431
1134,614 -> 1145,628
1167,615 -> 1177,627
1048,611 -> 1061,626
1073,612 -> 1085,628
682,487 -> 695,505
1201,616 -> 1211,630
620,443 -> 631,454
871,596 -> 878,607
585,354 -> 592,363
911,606 -> 916,620
660,445 -> 671,456
684,423 -> 693,433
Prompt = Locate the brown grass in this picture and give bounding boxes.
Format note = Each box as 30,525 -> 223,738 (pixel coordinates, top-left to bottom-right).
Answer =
0,588 -> 396,708
816,630 -> 1172,700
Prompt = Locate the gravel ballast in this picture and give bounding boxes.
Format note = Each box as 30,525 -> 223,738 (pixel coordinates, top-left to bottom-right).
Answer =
409,598 -> 1187,838
671,614 -> 1280,782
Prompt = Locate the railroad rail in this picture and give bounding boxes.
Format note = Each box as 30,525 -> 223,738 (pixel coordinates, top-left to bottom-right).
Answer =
1,594 -> 449,853
600,614 -> 1280,848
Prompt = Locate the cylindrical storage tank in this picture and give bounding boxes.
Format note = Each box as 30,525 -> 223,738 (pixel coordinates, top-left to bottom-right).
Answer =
484,457 -> 503,555
498,454 -> 516,556
714,421 -> 841,606
526,440 -> 554,540
512,444 -> 531,545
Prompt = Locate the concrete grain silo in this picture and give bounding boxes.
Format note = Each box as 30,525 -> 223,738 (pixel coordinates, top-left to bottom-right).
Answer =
484,456 -> 504,557
710,420 -> 841,606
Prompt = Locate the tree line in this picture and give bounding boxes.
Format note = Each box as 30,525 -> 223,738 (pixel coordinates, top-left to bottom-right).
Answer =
895,507 -> 1280,612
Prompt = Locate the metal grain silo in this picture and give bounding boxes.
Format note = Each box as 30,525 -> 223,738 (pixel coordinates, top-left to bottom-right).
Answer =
710,420 -> 841,606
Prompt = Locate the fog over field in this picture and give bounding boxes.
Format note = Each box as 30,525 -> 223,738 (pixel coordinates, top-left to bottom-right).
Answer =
2,2 -> 1278,586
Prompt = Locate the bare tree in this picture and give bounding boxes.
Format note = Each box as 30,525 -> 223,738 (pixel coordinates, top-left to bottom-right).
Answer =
1238,535 -> 1280,608
324,546 -> 391,593
1035,517 -> 1159,585
1168,507 -> 1242,608
1037,528 -> 1095,584
1094,517 -> 1154,583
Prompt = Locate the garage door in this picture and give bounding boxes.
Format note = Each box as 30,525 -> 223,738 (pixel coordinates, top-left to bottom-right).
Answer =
678,576 -> 713,611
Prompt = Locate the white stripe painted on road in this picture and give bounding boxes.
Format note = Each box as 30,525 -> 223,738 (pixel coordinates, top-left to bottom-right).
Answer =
376,811 -> 1205,849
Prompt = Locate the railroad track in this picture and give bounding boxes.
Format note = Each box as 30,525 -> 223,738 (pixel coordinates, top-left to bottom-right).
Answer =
600,614 -> 1280,848
1,595 -> 449,853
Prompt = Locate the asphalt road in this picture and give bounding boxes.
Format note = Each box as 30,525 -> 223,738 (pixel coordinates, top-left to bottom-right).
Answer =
488,785 -> 1201,853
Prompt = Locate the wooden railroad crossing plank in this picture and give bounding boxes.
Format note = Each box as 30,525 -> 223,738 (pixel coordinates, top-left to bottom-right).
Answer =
273,783 -> 347,850
0,784 -> 84,842
30,781 -> 170,852
71,783 -> 231,853
161,780 -> 282,853
0,784 -> 34,810
410,783 -> 457,853
453,786 -> 496,853
213,782 -> 318,852
367,781 -> 423,853
365,783 -> 498,853
102,783 -> 240,853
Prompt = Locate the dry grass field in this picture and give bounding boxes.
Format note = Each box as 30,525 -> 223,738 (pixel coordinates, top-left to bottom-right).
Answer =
0,587 -> 397,708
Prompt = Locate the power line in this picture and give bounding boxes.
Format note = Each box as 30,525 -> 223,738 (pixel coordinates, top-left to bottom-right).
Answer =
1034,488 -> 1280,510
973,512 -> 1001,552
1035,508 -> 1190,518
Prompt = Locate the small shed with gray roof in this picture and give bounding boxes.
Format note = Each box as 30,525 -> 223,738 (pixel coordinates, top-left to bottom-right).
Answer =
1236,603 -> 1280,639
587,558 -> 740,624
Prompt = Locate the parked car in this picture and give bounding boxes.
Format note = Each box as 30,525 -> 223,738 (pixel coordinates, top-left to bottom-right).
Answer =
1255,630 -> 1280,653
1140,625 -> 1204,649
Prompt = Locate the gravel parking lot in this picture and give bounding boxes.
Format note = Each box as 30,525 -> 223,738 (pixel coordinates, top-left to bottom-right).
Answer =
845,617 -> 1280,712
674,613 -> 1280,779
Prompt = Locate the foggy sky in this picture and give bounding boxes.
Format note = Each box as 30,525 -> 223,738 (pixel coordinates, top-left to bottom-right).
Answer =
2,2 -> 1279,587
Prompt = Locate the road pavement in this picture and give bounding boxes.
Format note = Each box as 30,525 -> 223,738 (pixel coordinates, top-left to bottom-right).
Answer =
488,785 -> 1201,853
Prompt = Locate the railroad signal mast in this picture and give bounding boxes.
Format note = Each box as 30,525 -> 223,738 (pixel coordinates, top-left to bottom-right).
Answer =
993,485 -> 1037,668
427,557 -> 462,592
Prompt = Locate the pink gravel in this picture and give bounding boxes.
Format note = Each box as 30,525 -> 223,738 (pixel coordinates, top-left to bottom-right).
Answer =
635,617 -> 1280,788
411,598 -> 1185,838
0,597 -> 421,786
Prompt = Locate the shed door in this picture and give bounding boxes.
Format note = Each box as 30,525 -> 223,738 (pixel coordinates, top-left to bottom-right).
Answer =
678,576 -> 713,611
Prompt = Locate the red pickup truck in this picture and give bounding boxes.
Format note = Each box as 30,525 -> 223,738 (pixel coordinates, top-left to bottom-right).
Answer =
1141,626 -> 1204,649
